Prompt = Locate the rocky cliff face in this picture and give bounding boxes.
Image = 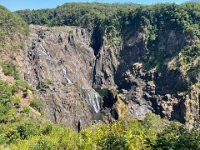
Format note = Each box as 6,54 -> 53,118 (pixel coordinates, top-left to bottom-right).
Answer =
21,25 -> 103,129
18,25 -> 200,129
96,29 -> 200,129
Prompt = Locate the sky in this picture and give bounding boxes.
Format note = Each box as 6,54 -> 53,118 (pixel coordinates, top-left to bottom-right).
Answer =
0,0 -> 188,11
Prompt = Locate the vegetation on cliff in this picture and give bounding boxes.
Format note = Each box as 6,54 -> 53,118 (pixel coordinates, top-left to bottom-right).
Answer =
0,107 -> 199,149
0,68 -> 199,149
15,3 -> 200,127
0,6 -> 28,51
16,3 -> 200,81
2,75 -> 198,150
0,2 -> 199,149
15,3 -> 200,34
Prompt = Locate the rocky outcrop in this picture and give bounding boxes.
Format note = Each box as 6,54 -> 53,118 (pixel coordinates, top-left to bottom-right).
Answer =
22,25 -> 102,129
93,34 -> 121,88
15,25 -> 200,129
93,28 -> 200,128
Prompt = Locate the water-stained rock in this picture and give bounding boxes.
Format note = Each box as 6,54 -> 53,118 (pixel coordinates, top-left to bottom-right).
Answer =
18,25 -> 200,129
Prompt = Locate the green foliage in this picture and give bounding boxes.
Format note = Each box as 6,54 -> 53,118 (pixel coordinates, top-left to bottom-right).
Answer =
33,137 -> 56,150
0,80 -> 45,146
45,79 -> 53,85
0,5 -> 29,50
40,112 -> 45,118
30,98 -> 43,111
15,3 -> 200,35
0,3 -> 199,149
2,128 -> 20,144
42,79 -> 53,88
22,106 -> 31,115
22,89 -> 28,98
16,3 -> 138,28
13,97 -> 21,108
0,81 -> 16,123
17,123 -> 40,140
16,3 -> 200,71
0,112 -> 198,149
42,124 -> 53,135
95,88 -> 109,97
1,61 -> 20,80
154,123 -> 200,149
11,126 -> 80,150
15,80 -> 32,90
15,80 -> 33,98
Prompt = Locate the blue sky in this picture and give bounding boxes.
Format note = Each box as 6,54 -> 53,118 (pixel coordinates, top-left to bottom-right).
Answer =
0,0 -> 187,11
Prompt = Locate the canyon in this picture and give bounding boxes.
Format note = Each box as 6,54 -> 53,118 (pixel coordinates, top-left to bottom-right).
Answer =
17,24 -> 199,130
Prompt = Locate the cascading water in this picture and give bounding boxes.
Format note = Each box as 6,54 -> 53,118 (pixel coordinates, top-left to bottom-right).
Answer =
61,65 -> 73,84
86,90 -> 101,113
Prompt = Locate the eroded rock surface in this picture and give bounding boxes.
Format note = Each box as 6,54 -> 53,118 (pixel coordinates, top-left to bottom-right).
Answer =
23,25 -> 102,129
19,25 -> 200,129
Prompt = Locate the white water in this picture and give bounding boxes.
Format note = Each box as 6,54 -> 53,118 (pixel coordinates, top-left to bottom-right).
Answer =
86,90 -> 101,113
61,66 -> 73,84
40,44 -> 50,57
66,78 -> 72,84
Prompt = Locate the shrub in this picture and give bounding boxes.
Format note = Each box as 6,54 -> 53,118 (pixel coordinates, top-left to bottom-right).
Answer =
15,80 -> 32,91
30,98 -> 43,111
22,106 -> 31,115
95,88 -> 109,97
42,124 -> 53,135
33,137 -> 56,150
1,61 -> 20,80
17,123 -> 40,140
40,112 -> 45,118
13,97 -> 21,108
15,80 -> 32,98
154,122 -> 200,149
22,89 -> 28,98
0,5 -> 29,51
0,133 -> 8,145
46,79 -> 53,85
5,128 -> 20,144
0,81 -> 15,123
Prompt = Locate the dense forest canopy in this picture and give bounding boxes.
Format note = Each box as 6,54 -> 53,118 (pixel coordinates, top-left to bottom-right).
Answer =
16,3 -> 200,33
16,3 -> 200,57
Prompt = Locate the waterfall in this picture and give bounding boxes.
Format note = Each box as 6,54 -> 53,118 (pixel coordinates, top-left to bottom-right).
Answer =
62,66 -> 67,77
86,90 -> 101,113
66,78 -> 72,84
40,44 -> 50,57
61,66 -> 73,84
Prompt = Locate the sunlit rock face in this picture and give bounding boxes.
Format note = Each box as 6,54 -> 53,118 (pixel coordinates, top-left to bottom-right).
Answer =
20,25 -> 200,129
23,25 -> 98,129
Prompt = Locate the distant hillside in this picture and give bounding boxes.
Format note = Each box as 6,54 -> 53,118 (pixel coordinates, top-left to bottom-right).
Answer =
16,3 -> 200,32
0,5 -> 28,52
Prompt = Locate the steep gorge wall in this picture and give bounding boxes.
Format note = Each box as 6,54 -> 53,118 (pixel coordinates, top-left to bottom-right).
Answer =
14,3 -> 200,129
17,24 -> 200,129
95,28 -> 200,129
22,25 -> 103,129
